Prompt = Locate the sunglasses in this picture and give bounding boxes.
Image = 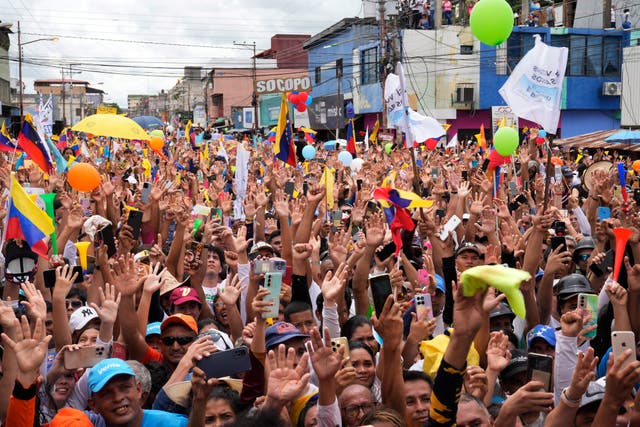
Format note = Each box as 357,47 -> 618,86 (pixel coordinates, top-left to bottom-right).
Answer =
66,300 -> 83,309
161,336 -> 195,346
578,253 -> 590,262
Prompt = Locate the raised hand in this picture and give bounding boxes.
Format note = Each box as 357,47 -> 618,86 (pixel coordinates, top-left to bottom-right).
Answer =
2,316 -> 52,386
565,347 -> 598,403
321,263 -> 349,305
111,254 -> 142,296
218,273 -> 246,306
143,263 -> 164,295
307,327 -> 344,382
486,331 -> 511,373
0,299 -> 18,330
91,283 -> 121,325
266,344 -> 311,404
53,264 -> 79,299
20,281 -> 46,321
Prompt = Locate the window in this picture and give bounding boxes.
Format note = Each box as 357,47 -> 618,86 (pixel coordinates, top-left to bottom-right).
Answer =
603,36 -> 621,76
315,66 -> 321,84
566,35 -> 621,77
361,47 -> 378,85
506,32 -> 542,73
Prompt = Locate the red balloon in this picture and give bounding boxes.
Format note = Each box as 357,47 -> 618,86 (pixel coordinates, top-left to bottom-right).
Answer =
298,92 -> 309,104
287,93 -> 296,103
536,136 -> 545,144
296,104 -> 307,112
289,94 -> 300,105
425,138 -> 438,150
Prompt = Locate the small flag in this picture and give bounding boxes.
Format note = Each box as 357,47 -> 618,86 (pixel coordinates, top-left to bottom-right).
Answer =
346,119 -> 356,157
369,116 -> 380,145
320,166 -> 335,209
475,123 -> 487,150
274,94 -> 296,167
6,173 -> 55,258
185,120 -> 192,144
17,115 -> 53,173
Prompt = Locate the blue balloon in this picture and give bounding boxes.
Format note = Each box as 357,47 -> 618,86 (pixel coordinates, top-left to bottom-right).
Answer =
538,130 -> 547,138
305,95 -> 313,105
338,150 -> 353,167
302,145 -> 316,160
346,102 -> 355,119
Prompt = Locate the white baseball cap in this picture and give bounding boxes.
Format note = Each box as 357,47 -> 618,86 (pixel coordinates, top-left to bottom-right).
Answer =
69,306 -> 99,333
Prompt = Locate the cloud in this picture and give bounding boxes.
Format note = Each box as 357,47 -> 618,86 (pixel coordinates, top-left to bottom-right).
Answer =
6,0 -> 362,107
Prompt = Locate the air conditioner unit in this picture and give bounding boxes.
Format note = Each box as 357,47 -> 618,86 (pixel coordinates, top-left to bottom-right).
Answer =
456,87 -> 474,103
603,82 -> 622,96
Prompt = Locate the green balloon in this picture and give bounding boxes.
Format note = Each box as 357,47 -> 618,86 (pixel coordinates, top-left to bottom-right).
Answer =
385,143 -> 393,154
493,127 -> 519,156
470,0 -> 514,46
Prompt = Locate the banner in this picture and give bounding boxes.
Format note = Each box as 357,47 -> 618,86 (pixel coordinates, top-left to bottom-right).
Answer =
38,95 -> 53,137
233,143 -> 250,220
491,106 -> 519,131
97,105 -> 117,115
498,35 -> 568,134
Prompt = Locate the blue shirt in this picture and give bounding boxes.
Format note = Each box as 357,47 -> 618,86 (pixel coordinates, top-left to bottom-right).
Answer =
87,409 -> 188,427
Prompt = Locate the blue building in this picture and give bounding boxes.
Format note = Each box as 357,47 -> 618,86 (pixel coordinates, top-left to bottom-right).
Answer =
303,18 -> 382,136
480,26 -> 630,138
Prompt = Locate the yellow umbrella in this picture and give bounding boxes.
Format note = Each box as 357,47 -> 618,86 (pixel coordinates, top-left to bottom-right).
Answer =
72,114 -> 150,140
298,127 -> 317,134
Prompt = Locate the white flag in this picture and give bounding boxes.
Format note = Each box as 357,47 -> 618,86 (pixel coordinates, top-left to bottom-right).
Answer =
233,143 -> 250,220
446,134 -> 459,150
364,127 -> 369,151
498,35 -> 568,134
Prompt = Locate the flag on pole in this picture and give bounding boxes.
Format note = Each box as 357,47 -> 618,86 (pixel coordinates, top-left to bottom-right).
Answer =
0,122 -> 20,152
17,115 -> 53,173
475,124 -> 487,150
6,173 -> 55,258
369,116 -> 380,145
185,120 -> 192,144
346,119 -> 356,157
274,94 -> 296,167
364,127 -> 369,151
320,166 -> 335,209
445,133 -> 459,151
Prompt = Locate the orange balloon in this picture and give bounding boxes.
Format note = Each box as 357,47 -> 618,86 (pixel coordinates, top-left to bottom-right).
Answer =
149,136 -> 164,151
633,160 -> 640,173
68,163 -> 101,192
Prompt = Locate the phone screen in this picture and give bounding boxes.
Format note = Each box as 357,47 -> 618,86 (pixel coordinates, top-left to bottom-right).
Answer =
527,353 -> 553,391
370,274 -> 392,316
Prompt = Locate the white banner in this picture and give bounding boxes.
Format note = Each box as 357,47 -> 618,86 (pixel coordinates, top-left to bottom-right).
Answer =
498,35 -> 568,134
233,142 -> 250,220
39,94 -> 53,137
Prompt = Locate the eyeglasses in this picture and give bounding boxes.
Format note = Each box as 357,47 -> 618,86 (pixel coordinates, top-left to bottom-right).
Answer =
342,402 -> 377,418
66,300 -> 83,309
161,336 -> 195,346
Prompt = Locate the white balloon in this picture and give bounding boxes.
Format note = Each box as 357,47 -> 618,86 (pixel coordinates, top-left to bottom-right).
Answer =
350,158 -> 364,172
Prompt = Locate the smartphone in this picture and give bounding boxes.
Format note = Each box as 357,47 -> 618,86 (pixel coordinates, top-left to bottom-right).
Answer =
126,210 -> 144,241
64,345 -> 108,370
439,215 -> 462,241
589,250 -> 614,277
211,208 -> 223,221
96,226 -> 117,258
370,273 -> 392,316
79,197 -> 92,217
523,180 -> 529,192
554,165 -> 562,183
417,269 -> 429,290
195,347 -> 251,379
431,167 -> 439,180
43,266 -> 84,288
612,331 -> 637,370
552,221 -> 566,237
481,158 -> 490,172
284,181 -> 295,197
303,181 -> 309,196
330,337 -> 351,366
357,179 -> 363,191
331,210 -> 343,228
550,236 -> 566,252
461,170 -> 468,181
634,188 -> 640,204
508,181 -> 518,196
527,353 -> 553,392
141,182 -> 152,204
597,206 -> 611,222
262,272 -> 283,319
415,293 -> 433,321
578,293 -> 598,339
253,260 -> 272,274
375,242 -> 396,261
435,209 -> 446,219
515,194 -> 528,205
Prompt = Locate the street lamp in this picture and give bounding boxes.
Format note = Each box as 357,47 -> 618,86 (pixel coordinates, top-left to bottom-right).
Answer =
17,20 -> 59,121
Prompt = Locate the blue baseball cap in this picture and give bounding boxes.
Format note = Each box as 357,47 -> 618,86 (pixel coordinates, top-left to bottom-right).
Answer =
146,322 -> 161,337
89,358 -> 135,394
265,322 -> 309,350
527,324 -> 557,348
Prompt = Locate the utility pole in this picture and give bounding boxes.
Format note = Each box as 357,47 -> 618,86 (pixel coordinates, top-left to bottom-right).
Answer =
435,0 -> 442,29
336,60 -> 342,139
604,0 -> 612,29
61,68 -> 66,127
379,0 -> 387,130
18,21 -> 23,121
69,64 -> 73,125
234,41 -> 257,133
521,0 -> 529,26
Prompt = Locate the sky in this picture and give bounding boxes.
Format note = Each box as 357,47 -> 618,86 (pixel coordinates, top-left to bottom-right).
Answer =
2,0 -> 364,108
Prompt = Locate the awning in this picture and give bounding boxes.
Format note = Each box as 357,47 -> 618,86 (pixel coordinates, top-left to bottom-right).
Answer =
554,129 -> 640,153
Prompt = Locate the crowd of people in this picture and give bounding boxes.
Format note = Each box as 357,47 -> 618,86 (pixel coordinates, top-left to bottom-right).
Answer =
0,121 -> 637,427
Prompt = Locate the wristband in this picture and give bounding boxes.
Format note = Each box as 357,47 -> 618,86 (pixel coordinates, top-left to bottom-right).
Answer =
561,388 -> 581,408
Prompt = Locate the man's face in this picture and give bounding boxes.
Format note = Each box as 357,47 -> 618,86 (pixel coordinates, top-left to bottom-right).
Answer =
404,379 -> 432,427
529,339 -> 555,358
173,301 -> 201,320
340,388 -> 377,427
160,325 -> 196,366
207,252 -> 222,275
89,376 -> 142,426
560,295 -> 579,315
456,400 -> 491,427
432,291 -> 445,318
456,251 -> 480,272
283,338 -> 307,367
66,298 -> 83,318
270,236 -> 283,254
288,310 -> 316,335
490,314 -> 514,333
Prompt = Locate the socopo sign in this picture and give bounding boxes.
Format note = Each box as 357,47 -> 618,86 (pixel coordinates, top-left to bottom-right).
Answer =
256,76 -> 312,95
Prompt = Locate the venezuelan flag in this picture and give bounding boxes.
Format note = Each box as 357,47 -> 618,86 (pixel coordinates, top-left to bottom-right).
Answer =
266,126 -> 277,142
0,122 -> 20,152
17,115 -> 53,173
275,94 -> 296,167
346,119 -> 356,157
6,174 -> 54,258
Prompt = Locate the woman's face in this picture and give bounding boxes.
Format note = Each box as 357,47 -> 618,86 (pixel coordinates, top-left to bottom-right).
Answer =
214,299 -> 229,326
303,404 -> 318,427
51,372 -> 76,404
351,348 -> 376,388
204,398 -> 236,427
77,328 -> 98,347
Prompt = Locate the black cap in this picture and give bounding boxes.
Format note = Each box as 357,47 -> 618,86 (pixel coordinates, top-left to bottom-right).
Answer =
490,301 -> 515,320
499,349 -> 528,381
561,166 -> 574,177
455,242 -> 482,258
556,274 -> 594,300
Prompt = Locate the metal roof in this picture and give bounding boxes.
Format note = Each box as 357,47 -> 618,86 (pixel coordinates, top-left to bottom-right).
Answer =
553,129 -> 640,153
